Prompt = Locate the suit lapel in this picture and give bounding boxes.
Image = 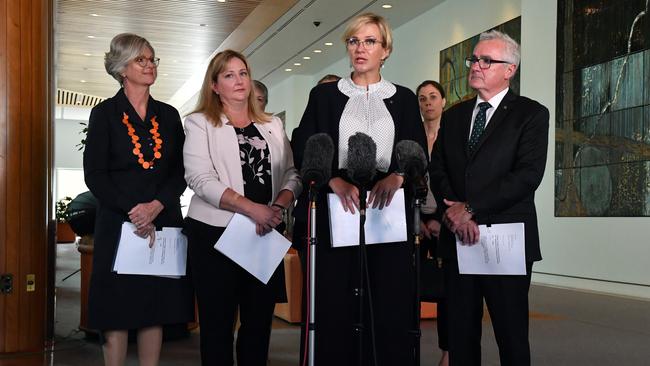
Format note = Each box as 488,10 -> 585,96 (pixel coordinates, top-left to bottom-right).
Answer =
469,90 -> 517,158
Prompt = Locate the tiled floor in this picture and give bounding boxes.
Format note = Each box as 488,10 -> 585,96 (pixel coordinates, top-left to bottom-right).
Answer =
4,243 -> 647,366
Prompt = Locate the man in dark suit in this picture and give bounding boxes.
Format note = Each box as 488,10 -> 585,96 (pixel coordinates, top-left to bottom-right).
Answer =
429,30 -> 549,366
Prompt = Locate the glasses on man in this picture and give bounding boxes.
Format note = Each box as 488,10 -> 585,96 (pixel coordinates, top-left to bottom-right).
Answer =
134,56 -> 160,67
345,37 -> 382,49
465,56 -> 511,69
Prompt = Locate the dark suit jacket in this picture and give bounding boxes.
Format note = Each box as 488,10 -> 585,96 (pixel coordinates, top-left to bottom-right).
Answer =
290,80 -> 427,221
429,89 -> 549,262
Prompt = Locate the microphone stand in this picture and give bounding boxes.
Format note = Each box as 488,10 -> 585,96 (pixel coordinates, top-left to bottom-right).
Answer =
409,181 -> 428,366
306,182 -> 318,366
354,186 -> 378,366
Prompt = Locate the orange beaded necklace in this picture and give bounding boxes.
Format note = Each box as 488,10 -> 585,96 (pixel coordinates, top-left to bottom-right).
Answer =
121,112 -> 163,169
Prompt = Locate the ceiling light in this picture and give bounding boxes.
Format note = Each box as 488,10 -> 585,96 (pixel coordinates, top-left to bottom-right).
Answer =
172,60 -> 178,63
293,63 -> 301,66
313,49 -> 322,53
285,68 -> 292,72
217,0 -> 226,2
162,73 -> 169,76
80,80 -> 87,83
303,56 -> 311,60
324,42 -> 333,46
382,4 -> 393,8
83,53 -> 92,56
87,35 -> 95,39
90,13 -> 99,17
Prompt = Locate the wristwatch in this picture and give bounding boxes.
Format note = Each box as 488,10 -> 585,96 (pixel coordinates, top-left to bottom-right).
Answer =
464,203 -> 474,215
271,203 -> 287,216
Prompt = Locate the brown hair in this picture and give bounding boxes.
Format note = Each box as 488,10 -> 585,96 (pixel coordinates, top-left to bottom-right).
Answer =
416,80 -> 446,99
191,49 -> 270,127
342,13 -> 393,60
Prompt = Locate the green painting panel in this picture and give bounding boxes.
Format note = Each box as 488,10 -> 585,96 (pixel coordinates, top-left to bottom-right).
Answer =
556,1 -> 650,216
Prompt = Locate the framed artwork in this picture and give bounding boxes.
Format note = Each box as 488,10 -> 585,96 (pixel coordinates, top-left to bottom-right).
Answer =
555,0 -> 650,216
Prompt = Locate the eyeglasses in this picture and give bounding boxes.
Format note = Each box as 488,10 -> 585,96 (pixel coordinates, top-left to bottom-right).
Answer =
465,56 -> 511,69
133,56 -> 160,67
345,37 -> 382,49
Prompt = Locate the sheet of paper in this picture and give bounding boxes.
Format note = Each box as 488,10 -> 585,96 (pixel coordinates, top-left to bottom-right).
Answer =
214,213 -> 291,284
328,188 -> 407,248
456,222 -> 526,275
113,222 -> 188,277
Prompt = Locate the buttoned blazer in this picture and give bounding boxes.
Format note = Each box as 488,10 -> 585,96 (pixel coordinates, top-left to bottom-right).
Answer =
290,80 -> 427,220
429,90 -> 549,261
183,113 -> 302,227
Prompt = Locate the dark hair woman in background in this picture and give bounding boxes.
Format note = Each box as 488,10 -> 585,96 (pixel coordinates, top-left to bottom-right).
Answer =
417,79 -> 449,366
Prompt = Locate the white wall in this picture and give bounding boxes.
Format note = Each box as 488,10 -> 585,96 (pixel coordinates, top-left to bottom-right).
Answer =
266,74 -> 315,132
267,0 -> 650,299
54,106 -> 91,202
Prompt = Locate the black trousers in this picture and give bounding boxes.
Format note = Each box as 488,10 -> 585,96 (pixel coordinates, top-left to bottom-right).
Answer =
185,218 -> 278,366
445,260 -> 533,366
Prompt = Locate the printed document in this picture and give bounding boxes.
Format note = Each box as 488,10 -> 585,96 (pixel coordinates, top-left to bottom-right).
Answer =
113,222 -> 187,277
456,222 -> 526,275
328,188 -> 407,248
214,213 -> 291,284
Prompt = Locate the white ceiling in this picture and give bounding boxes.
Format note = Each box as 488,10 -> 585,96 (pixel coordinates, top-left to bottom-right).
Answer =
55,0 -> 444,109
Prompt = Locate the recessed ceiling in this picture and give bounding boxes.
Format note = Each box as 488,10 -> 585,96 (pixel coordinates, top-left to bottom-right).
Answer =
55,0 -> 444,108
55,0 -> 296,102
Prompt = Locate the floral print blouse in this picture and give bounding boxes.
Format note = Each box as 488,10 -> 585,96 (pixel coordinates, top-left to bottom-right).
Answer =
236,123 -> 272,205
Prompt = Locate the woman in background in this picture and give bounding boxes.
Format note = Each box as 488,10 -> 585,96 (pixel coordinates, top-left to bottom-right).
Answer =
417,79 -> 449,366
83,33 -> 193,366
183,49 -> 301,365
291,12 -> 426,365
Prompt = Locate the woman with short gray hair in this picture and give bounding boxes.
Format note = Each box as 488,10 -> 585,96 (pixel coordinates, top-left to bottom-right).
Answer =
83,33 -> 193,366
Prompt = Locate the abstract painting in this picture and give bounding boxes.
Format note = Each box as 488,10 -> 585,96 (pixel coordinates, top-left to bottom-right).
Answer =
555,0 -> 649,216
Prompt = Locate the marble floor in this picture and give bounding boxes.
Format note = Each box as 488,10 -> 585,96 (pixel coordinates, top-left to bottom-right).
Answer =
2,243 -> 648,366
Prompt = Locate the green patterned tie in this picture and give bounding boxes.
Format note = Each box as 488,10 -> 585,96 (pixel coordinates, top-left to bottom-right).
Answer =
468,102 -> 491,153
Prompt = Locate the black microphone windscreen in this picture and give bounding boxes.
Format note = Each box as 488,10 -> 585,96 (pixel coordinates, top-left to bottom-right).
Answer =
395,140 -> 427,179
347,132 -> 376,186
300,133 -> 334,188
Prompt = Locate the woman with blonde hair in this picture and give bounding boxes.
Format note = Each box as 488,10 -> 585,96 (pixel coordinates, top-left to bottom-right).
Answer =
291,13 -> 426,365
183,49 -> 301,365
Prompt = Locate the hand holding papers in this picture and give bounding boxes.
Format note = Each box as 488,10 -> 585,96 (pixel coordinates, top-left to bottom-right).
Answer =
113,222 -> 188,277
328,188 -> 407,248
214,213 -> 291,284
456,223 -> 526,275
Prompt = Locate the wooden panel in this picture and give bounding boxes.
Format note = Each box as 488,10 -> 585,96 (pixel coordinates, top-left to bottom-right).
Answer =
0,0 -> 7,352
0,0 -> 50,354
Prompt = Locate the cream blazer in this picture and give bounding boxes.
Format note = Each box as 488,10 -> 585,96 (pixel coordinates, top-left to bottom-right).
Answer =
183,113 -> 302,227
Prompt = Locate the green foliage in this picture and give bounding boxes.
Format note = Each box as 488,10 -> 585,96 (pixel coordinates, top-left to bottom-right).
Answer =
56,196 -> 73,223
76,122 -> 88,151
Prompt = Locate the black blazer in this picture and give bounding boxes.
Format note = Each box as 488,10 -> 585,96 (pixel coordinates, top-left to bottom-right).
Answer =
290,80 -> 427,221
83,89 -> 187,273
429,90 -> 549,261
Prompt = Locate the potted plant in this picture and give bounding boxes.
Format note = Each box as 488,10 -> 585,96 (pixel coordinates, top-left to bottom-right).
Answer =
56,196 -> 76,243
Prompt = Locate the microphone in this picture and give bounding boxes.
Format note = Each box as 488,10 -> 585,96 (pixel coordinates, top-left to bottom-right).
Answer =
300,133 -> 334,189
395,140 -> 428,199
347,132 -> 376,187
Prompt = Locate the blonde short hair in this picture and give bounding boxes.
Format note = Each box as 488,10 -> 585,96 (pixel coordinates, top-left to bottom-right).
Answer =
342,13 -> 393,60
191,49 -> 270,127
104,33 -> 154,85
